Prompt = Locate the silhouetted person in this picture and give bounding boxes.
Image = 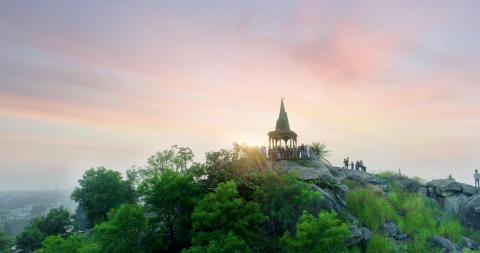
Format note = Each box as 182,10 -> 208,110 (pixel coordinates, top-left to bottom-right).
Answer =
475,169 -> 480,188
350,162 -> 354,170
344,157 -> 349,169
355,161 -> 360,171
359,160 -> 365,171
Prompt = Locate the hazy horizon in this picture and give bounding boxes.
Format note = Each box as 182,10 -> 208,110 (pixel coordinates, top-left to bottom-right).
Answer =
1,0 -> 480,190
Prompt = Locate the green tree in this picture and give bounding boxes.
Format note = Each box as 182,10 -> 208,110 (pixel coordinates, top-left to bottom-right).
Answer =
346,189 -> 396,231
71,167 -> 135,225
253,170 -> 322,250
35,207 -> 73,237
17,207 -> 73,252
0,230 -> 9,252
144,145 -> 194,175
16,227 -> 44,252
139,169 -> 201,252
310,142 -> 331,165
35,235 -> 89,253
196,144 -> 268,199
365,234 -> 395,253
93,204 -> 150,253
187,181 -> 266,252
280,211 -> 349,253
182,233 -> 250,253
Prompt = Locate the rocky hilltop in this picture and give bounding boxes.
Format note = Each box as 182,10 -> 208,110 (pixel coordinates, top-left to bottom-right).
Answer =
270,160 -> 480,252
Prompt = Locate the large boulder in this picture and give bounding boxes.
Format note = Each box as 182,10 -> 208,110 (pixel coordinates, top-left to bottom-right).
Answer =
345,170 -> 389,193
461,236 -> 480,250
380,221 -> 399,237
427,179 -> 463,197
272,160 -> 349,199
426,179 -> 472,217
311,185 -> 346,212
347,225 -> 373,247
327,166 -> 348,180
443,194 -> 468,216
393,233 -> 412,243
388,174 -> 423,193
310,173 -> 349,199
461,184 -> 479,197
460,194 -> 480,230
432,235 -> 461,253
270,160 -> 330,180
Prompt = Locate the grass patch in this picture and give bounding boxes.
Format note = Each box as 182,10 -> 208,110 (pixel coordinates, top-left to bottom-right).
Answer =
346,181 -> 468,252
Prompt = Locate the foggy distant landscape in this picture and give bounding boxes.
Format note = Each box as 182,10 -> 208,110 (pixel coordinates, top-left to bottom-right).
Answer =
0,191 -> 75,236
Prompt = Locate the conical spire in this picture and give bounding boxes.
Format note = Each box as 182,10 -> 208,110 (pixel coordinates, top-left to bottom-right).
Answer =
275,98 -> 290,131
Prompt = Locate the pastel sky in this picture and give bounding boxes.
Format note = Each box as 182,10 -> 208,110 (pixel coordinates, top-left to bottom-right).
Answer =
1,0 -> 480,190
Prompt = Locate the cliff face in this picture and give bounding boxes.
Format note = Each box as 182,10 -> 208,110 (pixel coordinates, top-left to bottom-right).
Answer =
270,160 -> 480,251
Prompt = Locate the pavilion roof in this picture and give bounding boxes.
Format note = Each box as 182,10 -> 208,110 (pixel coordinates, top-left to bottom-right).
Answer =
268,98 -> 297,139
275,98 -> 290,131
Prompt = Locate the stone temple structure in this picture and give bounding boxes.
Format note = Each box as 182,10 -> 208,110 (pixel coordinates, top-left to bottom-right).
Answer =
266,98 -> 311,160
268,98 -> 298,149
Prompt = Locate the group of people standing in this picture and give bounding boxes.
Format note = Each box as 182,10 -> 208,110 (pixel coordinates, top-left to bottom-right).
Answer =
343,157 -> 367,172
261,144 -> 311,160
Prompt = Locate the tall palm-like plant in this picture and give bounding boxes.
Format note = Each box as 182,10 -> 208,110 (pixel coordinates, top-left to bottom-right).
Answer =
310,142 -> 331,165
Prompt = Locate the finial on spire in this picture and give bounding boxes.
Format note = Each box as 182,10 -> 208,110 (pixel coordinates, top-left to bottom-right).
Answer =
276,98 -> 290,131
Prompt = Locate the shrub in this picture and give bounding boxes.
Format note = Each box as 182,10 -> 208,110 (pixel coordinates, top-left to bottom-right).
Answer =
188,181 -> 266,252
254,170 -> 322,237
346,189 -> 396,231
93,204 -> 150,253
348,183 -> 468,252
438,217 -> 464,243
35,235 -> 97,253
281,211 -> 349,253
365,234 -> 395,253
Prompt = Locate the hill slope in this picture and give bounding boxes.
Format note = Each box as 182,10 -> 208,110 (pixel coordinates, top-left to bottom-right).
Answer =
275,160 -> 480,252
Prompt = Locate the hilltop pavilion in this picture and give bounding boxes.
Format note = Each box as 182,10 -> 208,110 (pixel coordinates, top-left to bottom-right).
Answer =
266,99 -> 311,160
268,98 -> 298,149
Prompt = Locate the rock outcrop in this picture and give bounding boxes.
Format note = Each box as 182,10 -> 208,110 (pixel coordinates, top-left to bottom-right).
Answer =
270,159 -> 480,245
461,194 -> 480,230
347,225 -> 373,247
380,221 -> 412,244
380,221 -> 399,237
432,235 -> 461,253
461,236 -> 480,250
424,179 -> 480,229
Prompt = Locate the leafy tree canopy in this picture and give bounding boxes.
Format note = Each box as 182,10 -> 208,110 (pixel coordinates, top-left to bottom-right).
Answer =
281,211 -> 349,253
34,234 -> 97,253
138,168 -> 201,252
188,181 -> 266,252
194,144 -> 268,199
182,233 -> 250,253
0,230 -> 10,251
93,204 -> 150,253
16,227 -> 44,253
34,207 -> 73,237
253,170 -> 323,244
71,167 -> 135,225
